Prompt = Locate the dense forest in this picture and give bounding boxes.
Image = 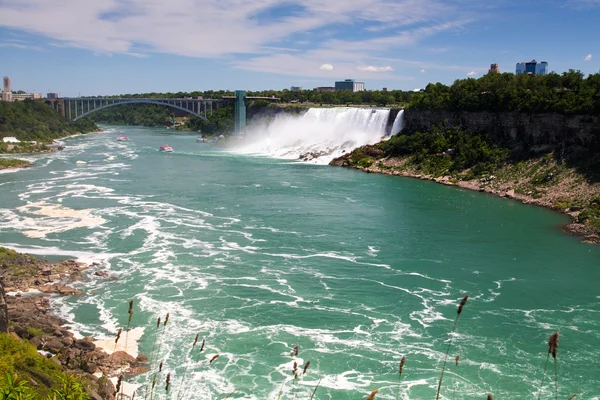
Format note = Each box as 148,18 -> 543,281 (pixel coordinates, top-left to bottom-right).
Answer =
177,105 -> 234,135
90,104 -> 172,127
409,70 -> 600,114
0,100 -> 98,153
85,88 -> 415,106
90,102 -> 236,135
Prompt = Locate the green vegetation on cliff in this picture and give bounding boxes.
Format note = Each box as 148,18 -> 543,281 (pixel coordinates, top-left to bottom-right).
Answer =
0,158 -> 32,170
0,100 -> 98,153
409,70 -> 600,114
178,105 -> 235,135
0,334 -> 90,399
90,104 -> 172,127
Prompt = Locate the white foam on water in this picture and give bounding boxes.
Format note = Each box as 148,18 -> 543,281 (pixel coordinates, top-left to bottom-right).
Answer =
232,107 -> 394,164
9,201 -> 106,238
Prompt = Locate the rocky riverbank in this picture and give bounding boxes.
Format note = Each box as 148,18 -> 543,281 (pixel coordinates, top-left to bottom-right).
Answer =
0,247 -> 146,399
331,148 -> 600,245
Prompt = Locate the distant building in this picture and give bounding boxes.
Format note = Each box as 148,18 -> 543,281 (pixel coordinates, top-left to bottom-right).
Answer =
12,92 -> 43,101
516,60 -> 548,76
47,92 -> 59,99
489,64 -> 500,74
1,76 -> 12,102
314,87 -> 335,92
382,88 -> 388,92
290,86 -> 302,92
335,79 -> 365,92
2,136 -> 20,144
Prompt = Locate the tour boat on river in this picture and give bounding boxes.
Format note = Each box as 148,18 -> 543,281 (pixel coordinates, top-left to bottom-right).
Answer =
159,145 -> 173,152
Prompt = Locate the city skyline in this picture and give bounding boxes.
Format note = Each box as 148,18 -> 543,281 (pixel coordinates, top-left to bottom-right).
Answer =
0,0 -> 598,96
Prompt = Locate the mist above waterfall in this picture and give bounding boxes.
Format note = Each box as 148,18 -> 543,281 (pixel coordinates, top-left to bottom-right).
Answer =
231,107 -> 401,164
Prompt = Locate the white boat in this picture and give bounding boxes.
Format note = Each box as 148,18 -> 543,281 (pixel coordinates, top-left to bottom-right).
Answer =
159,145 -> 173,152
116,136 -> 129,141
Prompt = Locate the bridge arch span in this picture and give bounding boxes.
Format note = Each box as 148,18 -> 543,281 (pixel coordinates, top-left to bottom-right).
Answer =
72,99 -> 208,121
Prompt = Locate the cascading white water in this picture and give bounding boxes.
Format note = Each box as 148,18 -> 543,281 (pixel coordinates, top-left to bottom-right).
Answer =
390,109 -> 405,135
232,107 -> 395,164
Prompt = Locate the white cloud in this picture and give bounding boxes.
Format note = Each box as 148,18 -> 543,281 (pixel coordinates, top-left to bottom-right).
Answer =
356,65 -> 393,72
566,0 -> 600,9
584,54 -> 592,61
420,69 -> 426,73
467,71 -> 477,76
0,0 -> 481,79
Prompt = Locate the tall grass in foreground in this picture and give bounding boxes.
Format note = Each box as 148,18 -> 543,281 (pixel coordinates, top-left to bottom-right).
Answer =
104,293 -> 583,400
435,294 -> 468,400
537,332 -> 559,400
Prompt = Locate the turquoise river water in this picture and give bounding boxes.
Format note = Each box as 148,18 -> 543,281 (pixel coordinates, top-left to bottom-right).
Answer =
0,126 -> 599,399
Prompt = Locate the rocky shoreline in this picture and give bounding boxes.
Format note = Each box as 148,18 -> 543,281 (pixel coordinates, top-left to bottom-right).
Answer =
331,154 -> 600,245
0,248 -> 145,399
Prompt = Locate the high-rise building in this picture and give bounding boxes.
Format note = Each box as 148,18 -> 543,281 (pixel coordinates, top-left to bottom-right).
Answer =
1,76 -> 12,102
314,87 -> 335,92
290,86 -> 302,92
335,79 -> 365,92
47,93 -> 59,99
516,60 -> 548,76
489,64 -> 500,74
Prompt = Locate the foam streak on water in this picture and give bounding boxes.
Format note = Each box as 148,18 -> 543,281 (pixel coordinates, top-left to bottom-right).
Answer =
0,126 -> 599,399
233,107 -> 392,164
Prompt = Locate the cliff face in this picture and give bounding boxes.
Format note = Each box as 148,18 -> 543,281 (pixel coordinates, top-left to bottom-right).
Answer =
404,110 -> 600,153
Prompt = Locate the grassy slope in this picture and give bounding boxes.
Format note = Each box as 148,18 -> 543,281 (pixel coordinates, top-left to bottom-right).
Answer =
0,99 -> 98,154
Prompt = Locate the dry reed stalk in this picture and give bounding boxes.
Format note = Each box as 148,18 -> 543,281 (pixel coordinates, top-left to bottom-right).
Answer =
537,332 -> 559,400
396,355 -> 406,400
435,294 -> 468,400
224,389 -> 236,399
487,394 -> 493,400
165,373 -> 171,392
309,378 -> 322,400
552,333 -> 559,400
149,313 -> 171,400
367,389 -> 379,400
176,333 -> 202,400
115,375 -> 123,395
113,328 -> 122,353
291,345 -> 299,357
567,394 -> 577,399
210,354 -> 220,364
455,354 -> 460,367
179,337 -> 208,400
143,316 -> 161,400
303,361 -> 311,375
120,300 -> 135,399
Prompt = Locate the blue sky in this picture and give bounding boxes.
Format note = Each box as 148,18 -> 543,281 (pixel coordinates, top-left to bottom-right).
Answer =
0,0 -> 599,96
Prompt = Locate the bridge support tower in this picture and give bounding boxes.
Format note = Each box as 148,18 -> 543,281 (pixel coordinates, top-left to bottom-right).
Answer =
235,90 -> 246,134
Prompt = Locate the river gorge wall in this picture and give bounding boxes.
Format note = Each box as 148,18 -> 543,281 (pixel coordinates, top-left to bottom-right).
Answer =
403,110 -> 600,154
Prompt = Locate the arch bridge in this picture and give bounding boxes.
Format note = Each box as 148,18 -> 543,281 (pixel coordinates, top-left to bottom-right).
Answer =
49,92 -> 278,133
63,98 -> 227,122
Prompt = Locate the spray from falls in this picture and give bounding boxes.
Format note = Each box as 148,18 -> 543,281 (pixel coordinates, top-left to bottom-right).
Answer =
231,108 -> 403,164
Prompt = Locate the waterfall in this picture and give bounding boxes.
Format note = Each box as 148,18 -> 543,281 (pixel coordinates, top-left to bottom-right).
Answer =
232,107 -> 391,164
390,109 -> 405,135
